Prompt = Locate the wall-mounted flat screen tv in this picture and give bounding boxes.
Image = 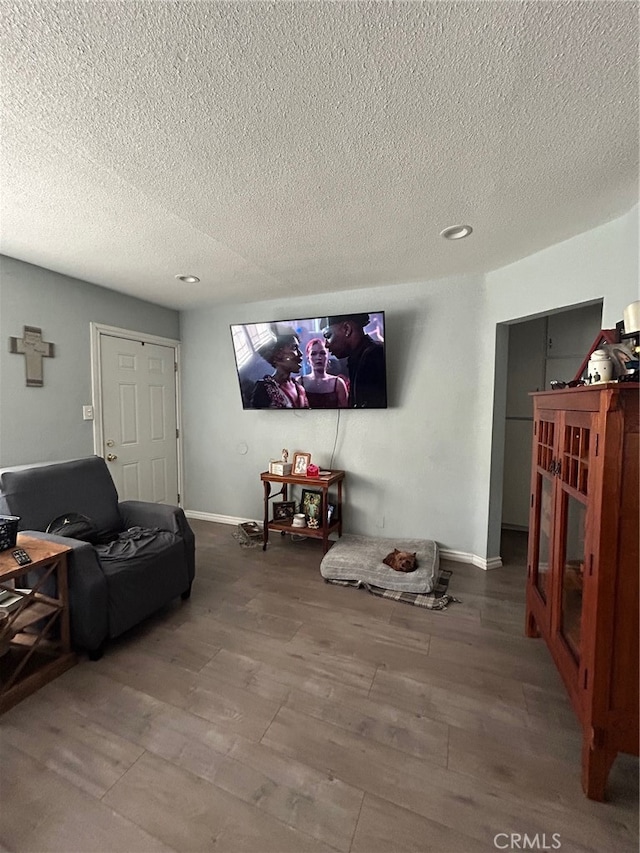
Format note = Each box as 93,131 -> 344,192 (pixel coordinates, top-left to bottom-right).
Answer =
230,312 -> 387,409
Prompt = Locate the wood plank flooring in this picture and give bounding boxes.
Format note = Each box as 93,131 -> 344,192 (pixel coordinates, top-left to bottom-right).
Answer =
1,522 -> 637,852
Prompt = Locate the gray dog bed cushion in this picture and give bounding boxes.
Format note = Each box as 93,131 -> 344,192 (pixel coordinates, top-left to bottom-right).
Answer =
320,534 -> 439,593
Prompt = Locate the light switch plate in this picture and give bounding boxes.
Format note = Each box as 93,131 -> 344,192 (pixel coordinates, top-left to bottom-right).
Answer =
82,405 -> 94,420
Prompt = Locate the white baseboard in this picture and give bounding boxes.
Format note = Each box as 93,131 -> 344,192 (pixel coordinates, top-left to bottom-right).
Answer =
440,549 -> 503,571
185,510 -> 258,526
185,511 -> 503,570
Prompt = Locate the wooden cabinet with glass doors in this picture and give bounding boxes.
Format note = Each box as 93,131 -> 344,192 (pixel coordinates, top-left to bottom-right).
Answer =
526,383 -> 639,801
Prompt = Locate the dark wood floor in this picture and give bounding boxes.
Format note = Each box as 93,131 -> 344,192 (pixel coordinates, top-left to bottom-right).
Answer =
1,522 -> 638,852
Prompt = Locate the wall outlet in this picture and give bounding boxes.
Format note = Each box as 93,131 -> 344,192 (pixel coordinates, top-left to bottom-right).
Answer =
82,405 -> 94,420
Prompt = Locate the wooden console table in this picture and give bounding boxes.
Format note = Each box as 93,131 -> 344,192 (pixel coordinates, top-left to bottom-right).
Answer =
0,535 -> 76,713
260,469 -> 345,554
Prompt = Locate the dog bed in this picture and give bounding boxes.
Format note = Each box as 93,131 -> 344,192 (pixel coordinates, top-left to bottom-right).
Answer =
320,534 -> 439,593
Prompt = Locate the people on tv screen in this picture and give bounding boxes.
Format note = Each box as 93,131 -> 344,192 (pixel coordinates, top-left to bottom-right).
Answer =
233,313 -> 387,409
322,313 -> 387,408
301,338 -> 349,409
251,332 -> 310,409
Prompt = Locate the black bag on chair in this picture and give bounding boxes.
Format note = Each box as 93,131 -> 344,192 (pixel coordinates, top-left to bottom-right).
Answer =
46,512 -> 98,544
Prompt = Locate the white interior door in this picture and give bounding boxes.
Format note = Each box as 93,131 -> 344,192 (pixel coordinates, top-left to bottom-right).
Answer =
99,334 -> 179,503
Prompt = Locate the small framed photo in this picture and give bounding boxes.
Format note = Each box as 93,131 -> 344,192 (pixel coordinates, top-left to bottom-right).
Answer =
300,488 -> 323,522
292,452 -> 311,476
273,501 -> 296,521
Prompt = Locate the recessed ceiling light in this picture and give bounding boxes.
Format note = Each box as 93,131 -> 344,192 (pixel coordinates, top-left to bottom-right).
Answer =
175,274 -> 200,283
440,224 -> 473,240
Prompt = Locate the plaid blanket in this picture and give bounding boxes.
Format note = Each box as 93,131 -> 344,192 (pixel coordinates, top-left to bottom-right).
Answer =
325,568 -> 460,610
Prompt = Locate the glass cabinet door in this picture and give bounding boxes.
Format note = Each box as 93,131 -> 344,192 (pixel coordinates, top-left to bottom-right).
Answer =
556,417 -> 591,663
558,491 -> 587,661
534,474 -> 553,601
531,415 -> 556,603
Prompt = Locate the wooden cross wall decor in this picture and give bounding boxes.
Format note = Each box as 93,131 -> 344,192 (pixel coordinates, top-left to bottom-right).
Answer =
9,326 -> 55,387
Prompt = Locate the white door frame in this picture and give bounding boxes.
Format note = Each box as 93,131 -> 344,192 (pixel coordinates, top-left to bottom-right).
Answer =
90,323 -> 184,506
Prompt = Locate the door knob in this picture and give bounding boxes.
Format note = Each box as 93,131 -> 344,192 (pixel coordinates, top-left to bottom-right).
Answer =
106,453 -> 118,462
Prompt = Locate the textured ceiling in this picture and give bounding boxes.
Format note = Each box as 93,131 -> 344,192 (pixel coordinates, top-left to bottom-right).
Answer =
1,1 -> 638,310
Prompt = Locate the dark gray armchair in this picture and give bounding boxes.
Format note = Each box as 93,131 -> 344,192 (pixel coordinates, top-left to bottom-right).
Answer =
0,456 -> 195,657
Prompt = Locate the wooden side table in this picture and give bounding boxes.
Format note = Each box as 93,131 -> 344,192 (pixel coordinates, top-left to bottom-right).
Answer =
260,469 -> 345,554
0,534 -> 76,714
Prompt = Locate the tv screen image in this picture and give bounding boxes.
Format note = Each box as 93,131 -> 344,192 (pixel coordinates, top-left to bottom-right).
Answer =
230,312 -> 387,410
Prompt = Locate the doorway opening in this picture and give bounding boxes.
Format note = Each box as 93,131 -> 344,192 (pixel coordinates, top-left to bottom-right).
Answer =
491,301 -> 603,564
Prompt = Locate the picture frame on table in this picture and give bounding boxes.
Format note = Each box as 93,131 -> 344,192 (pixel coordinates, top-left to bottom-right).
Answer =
292,452 -> 312,476
300,488 -> 323,523
273,501 -> 296,521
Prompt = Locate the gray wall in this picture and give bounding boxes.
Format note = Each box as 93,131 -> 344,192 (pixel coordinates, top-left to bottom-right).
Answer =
0,256 -> 180,466
181,272 -> 486,553
182,205 -> 639,563
484,205 -> 638,557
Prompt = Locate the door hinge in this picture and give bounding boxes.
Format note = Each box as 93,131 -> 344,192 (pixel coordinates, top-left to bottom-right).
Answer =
176,428 -> 179,439
177,492 -> 181,504
174,362 -> 178,372
594,434 -> 599,456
